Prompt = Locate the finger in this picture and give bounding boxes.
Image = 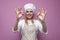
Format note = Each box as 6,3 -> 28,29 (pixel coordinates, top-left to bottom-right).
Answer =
39,8 -> 44,13
17,8 -> 23,13
43,8 -> 47,14
42,8 -> 44,10
16,8 -> 22,11
45,9 -> 47,14
38,8 -> 42,14
37,12 -> 40,15
41,8 -> 45,13
18,8 -> 22,11
39,8 -> 41,12
41,8 -> 47,15
44,9 -> 47,17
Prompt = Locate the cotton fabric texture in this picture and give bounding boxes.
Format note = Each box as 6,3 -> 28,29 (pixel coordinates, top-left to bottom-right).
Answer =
12,19 -> 48,40
24,3 -> 36,12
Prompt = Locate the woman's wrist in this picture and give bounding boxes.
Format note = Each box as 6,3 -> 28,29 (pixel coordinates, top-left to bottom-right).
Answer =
16,17 -> 20,21
38,18 -> 45,23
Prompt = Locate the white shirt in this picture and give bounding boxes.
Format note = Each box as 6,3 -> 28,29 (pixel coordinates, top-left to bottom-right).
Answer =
12,19 -> 48,40
12,19 -> 48,34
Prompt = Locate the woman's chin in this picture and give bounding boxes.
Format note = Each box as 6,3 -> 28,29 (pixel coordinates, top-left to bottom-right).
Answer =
27,17 -> 32,19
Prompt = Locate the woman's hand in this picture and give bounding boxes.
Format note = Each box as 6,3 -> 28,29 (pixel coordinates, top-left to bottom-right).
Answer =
13,8 -> 23,31
37,8 -> 47,21
37,8 -> 47,33
16,8 -> 23,19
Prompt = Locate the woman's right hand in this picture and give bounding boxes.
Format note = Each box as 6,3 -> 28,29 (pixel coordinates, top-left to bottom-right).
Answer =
16,8 -> 23,19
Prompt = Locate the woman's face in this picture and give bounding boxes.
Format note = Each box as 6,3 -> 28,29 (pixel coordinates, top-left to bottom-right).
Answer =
25,9 -> 34,19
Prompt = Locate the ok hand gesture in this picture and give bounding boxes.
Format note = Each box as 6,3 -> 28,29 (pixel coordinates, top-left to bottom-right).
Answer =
37,8 -> 47,21
16,8 -> 23,19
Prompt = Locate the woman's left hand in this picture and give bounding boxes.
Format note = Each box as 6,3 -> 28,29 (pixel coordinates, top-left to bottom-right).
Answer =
37,8 -> 47,21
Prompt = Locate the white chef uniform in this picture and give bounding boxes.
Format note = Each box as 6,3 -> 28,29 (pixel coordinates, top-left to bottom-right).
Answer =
12,19 -> 48,40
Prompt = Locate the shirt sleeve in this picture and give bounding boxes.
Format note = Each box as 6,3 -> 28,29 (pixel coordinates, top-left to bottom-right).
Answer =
37,20 -> 48,34
12,20 -> 22,32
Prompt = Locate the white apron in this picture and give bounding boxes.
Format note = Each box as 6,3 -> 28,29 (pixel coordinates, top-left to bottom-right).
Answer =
21,23 -> 38,40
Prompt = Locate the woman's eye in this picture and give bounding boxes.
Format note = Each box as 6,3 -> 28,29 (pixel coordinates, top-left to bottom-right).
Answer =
30,11 -> 33,12
26,11 -> 29,13
26,11 -> 33,13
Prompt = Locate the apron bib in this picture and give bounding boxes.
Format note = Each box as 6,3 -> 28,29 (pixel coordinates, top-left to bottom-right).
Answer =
21,24 -> 38,40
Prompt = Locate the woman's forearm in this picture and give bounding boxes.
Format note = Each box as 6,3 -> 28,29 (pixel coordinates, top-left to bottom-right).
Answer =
14,18 -> 19,31
40,20 -> 47,33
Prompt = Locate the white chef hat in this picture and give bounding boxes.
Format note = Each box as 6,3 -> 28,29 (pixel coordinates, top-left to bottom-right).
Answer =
24,3 -> 36,12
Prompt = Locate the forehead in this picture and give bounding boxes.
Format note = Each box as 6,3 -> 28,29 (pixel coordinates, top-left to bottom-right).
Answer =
26,9 -> 33,11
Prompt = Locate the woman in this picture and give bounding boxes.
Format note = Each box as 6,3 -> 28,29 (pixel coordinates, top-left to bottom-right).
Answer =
13,3 -> 48,40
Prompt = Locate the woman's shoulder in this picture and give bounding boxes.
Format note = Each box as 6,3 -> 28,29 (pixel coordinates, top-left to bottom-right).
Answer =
19,19 -> 25,23
34,19 -> 40,22
34,19 -> 41,24
19,19 -> 41,23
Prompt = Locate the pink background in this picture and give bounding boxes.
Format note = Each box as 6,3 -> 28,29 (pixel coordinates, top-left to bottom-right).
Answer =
0,0 -> 60,40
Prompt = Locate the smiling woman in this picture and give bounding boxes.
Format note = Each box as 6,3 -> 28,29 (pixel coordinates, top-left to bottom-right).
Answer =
12,3 -> 48,40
